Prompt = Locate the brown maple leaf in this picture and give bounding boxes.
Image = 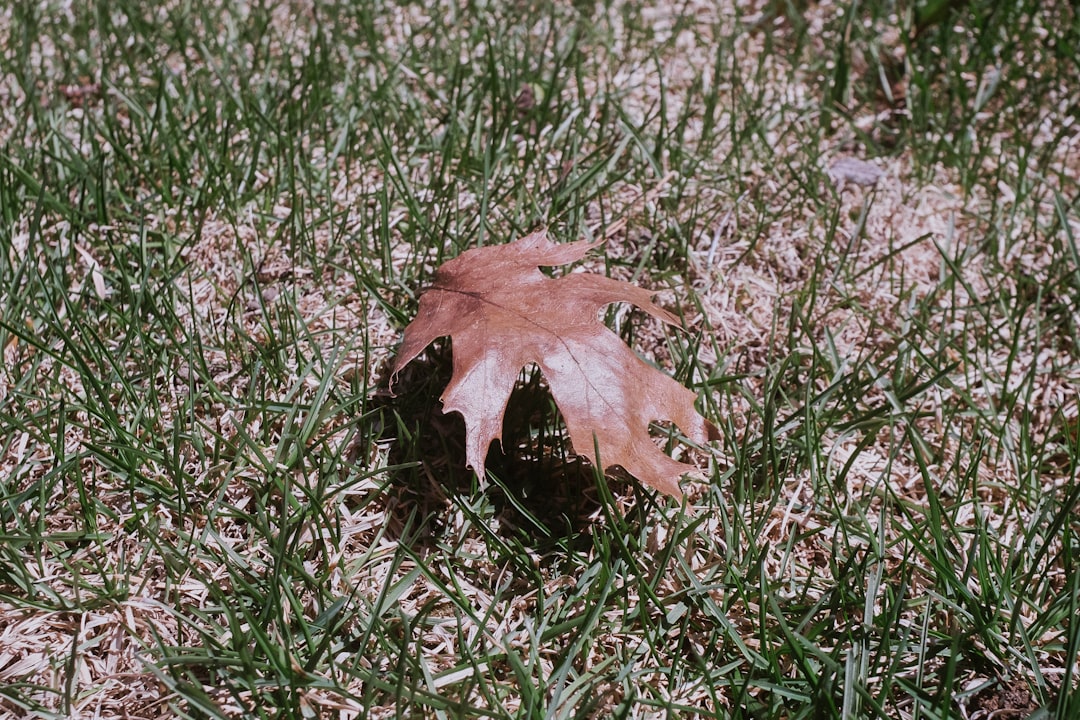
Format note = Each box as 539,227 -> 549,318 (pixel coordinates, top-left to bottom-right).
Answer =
389,230 -> 718,497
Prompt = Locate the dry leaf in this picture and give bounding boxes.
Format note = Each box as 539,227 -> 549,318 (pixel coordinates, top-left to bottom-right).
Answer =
390,230 -> 718,497
58,82 -> 101,106
74,242 -> 107,299
827,156 -> 884,189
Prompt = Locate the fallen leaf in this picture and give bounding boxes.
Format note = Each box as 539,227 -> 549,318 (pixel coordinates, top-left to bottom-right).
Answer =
74,242 -> 107,299
827,156 -> 884,189
390,230 -> 718,497
58,82 -> 101,106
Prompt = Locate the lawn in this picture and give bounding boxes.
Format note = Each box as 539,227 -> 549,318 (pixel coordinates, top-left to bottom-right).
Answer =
0,1 -> 1078,718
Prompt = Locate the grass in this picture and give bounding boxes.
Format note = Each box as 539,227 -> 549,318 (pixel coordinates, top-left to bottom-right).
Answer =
0,0 -> 1078,717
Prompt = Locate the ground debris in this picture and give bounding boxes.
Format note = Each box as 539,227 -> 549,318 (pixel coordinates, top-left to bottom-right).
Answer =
827,156 -> 885,189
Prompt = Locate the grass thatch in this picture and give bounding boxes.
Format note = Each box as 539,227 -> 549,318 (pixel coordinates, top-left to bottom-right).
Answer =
1,1 -> 1078,718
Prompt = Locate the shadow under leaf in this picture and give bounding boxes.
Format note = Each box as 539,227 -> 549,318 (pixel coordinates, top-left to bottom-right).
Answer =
366,344 -> 619,558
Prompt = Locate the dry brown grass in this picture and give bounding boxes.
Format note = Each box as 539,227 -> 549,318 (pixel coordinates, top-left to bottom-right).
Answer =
1,0 -> 1078,717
